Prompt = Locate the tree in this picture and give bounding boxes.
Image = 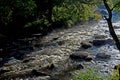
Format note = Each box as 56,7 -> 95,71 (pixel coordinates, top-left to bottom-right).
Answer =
102,0 -> 120,51
52,0 -> 97,26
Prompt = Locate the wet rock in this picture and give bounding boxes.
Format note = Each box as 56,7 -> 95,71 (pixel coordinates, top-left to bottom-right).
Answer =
0,69 -> 50,79
113,25 -> 120,29
76,64 -> 84,70
32,33 -> 42,38
106,38 -> 114,45
48,64 -> 55,70
93,39 -> 106,46
57,41 -> 65,45
94,35 -> 107,39
85,56 -> 93,61
0,69 -> 33,79
22,57 -> 35,63
51,36 -> 60,41
0,67 -> 12,75
81,41 -> 92,49
70,51 -> 89,60
4,57 -> 20,66
96,53 -> 111,59
32,76 -> 51,80
31,69 -> 48,76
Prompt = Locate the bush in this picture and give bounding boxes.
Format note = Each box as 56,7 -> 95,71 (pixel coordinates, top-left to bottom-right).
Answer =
71,67 -> 104,80
71,66 -> 120,80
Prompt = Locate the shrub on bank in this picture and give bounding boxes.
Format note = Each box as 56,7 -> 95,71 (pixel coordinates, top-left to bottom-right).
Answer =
71,67 -> 119,80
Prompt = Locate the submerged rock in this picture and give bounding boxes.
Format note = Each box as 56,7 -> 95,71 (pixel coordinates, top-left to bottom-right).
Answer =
69,51 -> 90,60
96,53 -> 111,59
106,38 -> 114,45
92,38 -> 114,46
81,41 -> 92,49
93,39 -> 107,46
94,35 -> 107,39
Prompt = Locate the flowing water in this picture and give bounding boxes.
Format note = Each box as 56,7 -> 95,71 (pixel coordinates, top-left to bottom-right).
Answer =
1,18 -> 120,79
87,19 -> 120,77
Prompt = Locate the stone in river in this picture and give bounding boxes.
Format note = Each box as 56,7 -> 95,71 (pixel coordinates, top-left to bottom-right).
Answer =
96,53 -> 111,59
81,41 -> 92,49
93,39 -> 107,46
70,51 -> 89,60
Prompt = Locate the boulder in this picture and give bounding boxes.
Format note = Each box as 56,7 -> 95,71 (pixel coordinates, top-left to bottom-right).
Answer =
93,39 -> 106,46
96,53 -> 111,59
70,51 -> 89,60
81,41 -> 92,49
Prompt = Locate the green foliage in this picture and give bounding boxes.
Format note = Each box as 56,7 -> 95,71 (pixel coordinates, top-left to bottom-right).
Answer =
113,0 -> 120,12
71,66 -> 120,80
108,70 -> 119,80
0,0 -> 36,26
14,0 -> 36,17
52,0 -> 96,26
71,67 -> 104,80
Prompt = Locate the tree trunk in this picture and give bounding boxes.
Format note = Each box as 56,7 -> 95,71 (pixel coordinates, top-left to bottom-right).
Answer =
103,0 -> 120,51
107,18 -> 120,50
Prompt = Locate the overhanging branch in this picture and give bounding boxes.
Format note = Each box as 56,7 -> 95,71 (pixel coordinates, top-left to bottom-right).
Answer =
111,1 -> 120,11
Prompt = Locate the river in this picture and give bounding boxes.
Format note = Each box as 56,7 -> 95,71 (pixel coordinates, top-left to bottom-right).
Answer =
0,18 -> 120,79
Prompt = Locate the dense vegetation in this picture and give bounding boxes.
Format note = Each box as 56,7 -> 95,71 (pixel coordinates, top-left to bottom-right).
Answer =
71,67 -> 119,80
0,0 -> 97,37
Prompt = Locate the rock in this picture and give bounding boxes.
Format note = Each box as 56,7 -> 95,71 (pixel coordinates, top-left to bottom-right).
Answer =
32,33 -> 42,38
0,69 -> 50,79
0,67 -> 12,75
93,39 -> 107,46
106,38 -> 114,45
70,51 -> 89,60
96,53 -> 111,59
4,57 -> 20,66
0,69 -> 33,79
48,64 -> 55,70
32,76 -> 51,80
31,69 -> 48,76
76,64 -> 84,70
94,35 -> 107,39
85,56 -> 93,61
22,57 -> 35,63
81,41 -> 92,49
52,37 -> 60,41
57,41 -> 65,45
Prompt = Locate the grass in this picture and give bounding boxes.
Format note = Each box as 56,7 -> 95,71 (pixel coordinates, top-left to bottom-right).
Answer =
70,66 -> 119,80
